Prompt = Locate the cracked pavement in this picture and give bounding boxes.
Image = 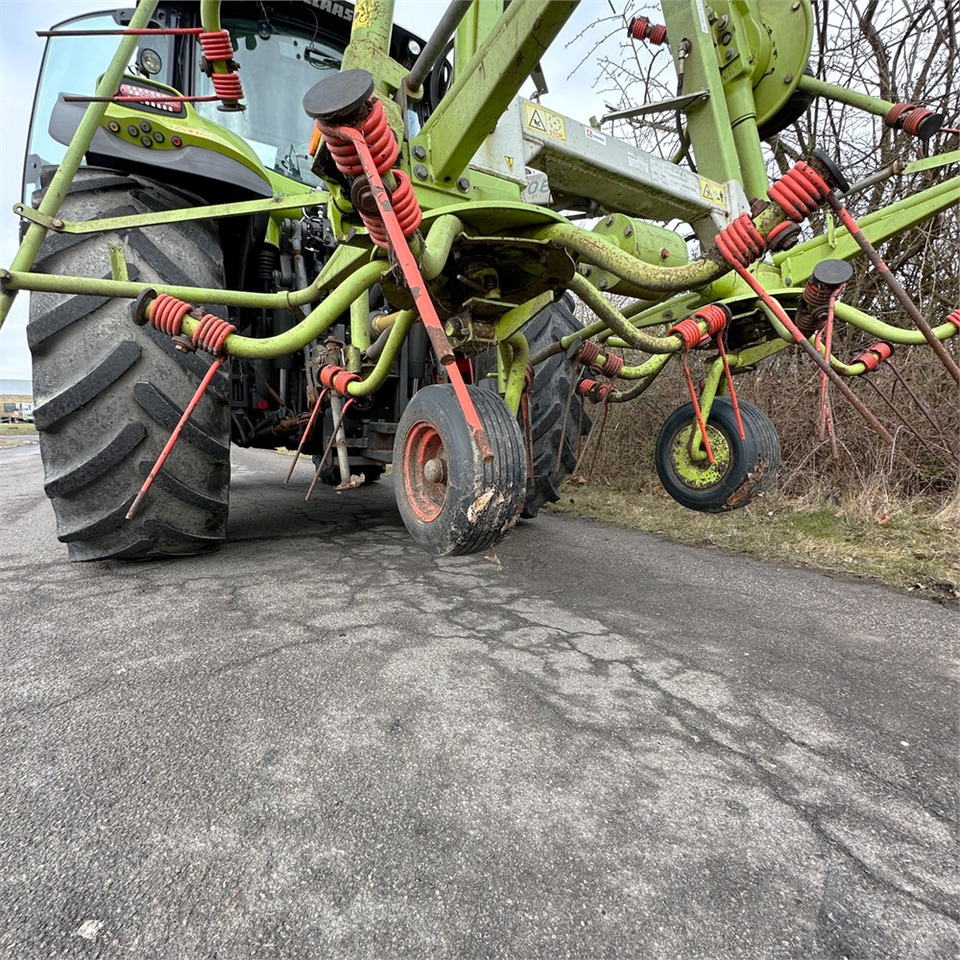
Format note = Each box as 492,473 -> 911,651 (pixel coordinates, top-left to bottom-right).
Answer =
1,444 -> 957,958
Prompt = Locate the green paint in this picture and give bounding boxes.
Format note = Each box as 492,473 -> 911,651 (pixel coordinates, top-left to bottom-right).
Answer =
570,275 -> 683,354
415,0 -> 578,185
4,0 -> 958,459
179,260 -> 389,359
92,83 -> 273,187
350,290 -> 372,357
688,356 -> 726,461
347,309 -> 418,396
16,193 -> 325,236
833,302 -> 960,345
776,176 -> 960,284
501,333 -> 530,415
669,422 -> 733,488
109,245 -> 128,282
798,74 -> 901,124
495,292 -> 554,343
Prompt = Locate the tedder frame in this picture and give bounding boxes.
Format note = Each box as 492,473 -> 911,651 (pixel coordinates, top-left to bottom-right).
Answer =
1,0 -> 958,559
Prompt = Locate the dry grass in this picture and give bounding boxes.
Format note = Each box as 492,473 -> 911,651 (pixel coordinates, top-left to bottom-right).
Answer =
549,483 -> 959,603
556,336 -> 960,603
0,423 -> 37,436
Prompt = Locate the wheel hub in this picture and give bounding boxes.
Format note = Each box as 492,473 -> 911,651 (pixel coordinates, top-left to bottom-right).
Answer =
423,457 -> 446,484
671,424 -> 732,489
402,420 -> 448,522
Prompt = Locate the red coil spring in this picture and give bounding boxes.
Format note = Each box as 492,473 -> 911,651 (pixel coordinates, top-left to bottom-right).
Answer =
314,97 -> 421,248
885,102 -> 936,137
577,340 -> 602,367
767,161 -> 832,223
192,313 -> 236,355
319,364 -> 361,395
362,171 -> 422,248
576,340 -> 622,376
669,304 -> 729,351
715,214 -> 766,269
856,341 -> 894,372
210,72 -> 243,101
148,293 -> 192,336
579,379 -> 614,401
199,30 -> 234,61
802,280 -> 836,313
199,30 -> 243,102
695,304 -> 729,337
600,352 -> 624,378
670,318 -> 705,351
945,309 -> 960,330
796,278 -> 842,336
627,16 -> 667,45
317,99 -> 398,179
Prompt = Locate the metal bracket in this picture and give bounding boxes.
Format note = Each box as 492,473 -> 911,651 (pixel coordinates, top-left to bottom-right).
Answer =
599,90 -> 710,126
14,193 -> 326,236
13,204 -> 64,232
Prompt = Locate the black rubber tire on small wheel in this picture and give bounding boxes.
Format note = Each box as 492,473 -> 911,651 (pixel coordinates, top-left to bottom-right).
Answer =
655,397 -> 781,513
28,166 -> 231,561
393,384 -> 525,556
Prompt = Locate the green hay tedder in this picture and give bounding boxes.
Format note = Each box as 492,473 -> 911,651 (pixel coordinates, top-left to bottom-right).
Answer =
2,0 -> 957,559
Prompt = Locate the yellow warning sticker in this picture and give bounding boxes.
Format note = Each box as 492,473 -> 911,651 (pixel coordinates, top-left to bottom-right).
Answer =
354,0 -> 374,29
699,177 -> 726,206
524,102 -> 566,141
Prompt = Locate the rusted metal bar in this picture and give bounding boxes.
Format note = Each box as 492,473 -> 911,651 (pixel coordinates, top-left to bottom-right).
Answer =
825,194 -> 960,384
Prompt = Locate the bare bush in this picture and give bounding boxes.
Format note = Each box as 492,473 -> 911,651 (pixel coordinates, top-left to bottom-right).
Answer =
577,0 -> 960,510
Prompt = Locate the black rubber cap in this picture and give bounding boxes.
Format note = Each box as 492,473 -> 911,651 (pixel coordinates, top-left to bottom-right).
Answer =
811,148 -> 850,193
302,69 -> 375,121
916,111 -> 944,140
811,259 -> 854,289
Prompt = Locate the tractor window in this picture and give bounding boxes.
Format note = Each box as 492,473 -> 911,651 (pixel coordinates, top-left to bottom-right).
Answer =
193,19 -> 345,186
23,14 -> 126,198
23,12 -> 175,200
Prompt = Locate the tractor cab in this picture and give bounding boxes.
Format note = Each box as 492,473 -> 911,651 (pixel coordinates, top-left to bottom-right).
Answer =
25,2 -> 438,201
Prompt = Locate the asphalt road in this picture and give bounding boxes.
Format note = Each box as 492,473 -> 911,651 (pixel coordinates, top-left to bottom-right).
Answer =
1,443 -> 957,959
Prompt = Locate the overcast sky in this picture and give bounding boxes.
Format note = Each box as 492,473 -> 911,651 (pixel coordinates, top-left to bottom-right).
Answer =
0,0 -> 626,383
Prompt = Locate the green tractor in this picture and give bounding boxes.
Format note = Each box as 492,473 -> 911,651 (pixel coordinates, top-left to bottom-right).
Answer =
2,0 -> 958,560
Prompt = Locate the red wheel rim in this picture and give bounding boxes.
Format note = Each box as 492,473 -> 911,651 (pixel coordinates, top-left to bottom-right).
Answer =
402,420 -> 447,522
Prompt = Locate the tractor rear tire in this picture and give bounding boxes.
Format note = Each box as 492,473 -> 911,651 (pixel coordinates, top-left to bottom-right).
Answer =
474,298 -> 590,518
28,166 -> 231,561
522,298 -> 592,518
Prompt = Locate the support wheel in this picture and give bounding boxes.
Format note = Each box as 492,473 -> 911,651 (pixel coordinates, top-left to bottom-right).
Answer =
655,397 -> 780,512
28,166 -> 231,561
394,384 -> 525,556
